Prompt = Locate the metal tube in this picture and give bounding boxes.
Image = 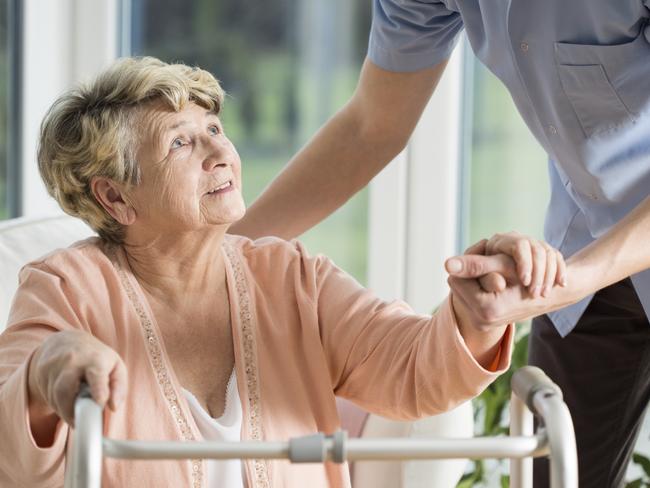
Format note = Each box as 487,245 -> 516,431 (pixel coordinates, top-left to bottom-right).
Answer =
347,436 -> 547,460
102,435 -> 547,461
65,385 -> 103,488
104,439 -> 291,460
510,391 -> 535,488
533,391 -> 578,488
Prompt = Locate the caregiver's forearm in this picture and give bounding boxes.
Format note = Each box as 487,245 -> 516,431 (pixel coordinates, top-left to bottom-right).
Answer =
231,59 -> 447,240
568,195 -> 650,295
231,103 -> 394,240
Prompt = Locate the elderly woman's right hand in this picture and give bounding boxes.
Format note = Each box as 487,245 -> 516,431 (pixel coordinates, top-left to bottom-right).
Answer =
28,330 -> 127,427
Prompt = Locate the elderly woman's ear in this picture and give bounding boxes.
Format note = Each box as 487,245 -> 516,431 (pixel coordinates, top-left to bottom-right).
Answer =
91,176 -> 137,226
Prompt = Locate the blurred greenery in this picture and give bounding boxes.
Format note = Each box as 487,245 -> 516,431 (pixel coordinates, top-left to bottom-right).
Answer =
467,59 -> 548,246
132,0 -> 371,283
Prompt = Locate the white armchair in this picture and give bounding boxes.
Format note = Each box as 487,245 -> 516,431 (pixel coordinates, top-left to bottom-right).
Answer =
0,215 -> 473,488
0,215 -> 94,327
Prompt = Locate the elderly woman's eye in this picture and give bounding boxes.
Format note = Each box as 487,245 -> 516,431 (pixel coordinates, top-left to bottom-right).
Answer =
171,138 -> 185,149
208,125 -> 221,136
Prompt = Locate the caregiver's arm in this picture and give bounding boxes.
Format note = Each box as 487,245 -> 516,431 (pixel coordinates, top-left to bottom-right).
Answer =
567,194 -> 650,296
230,58 -> 447,240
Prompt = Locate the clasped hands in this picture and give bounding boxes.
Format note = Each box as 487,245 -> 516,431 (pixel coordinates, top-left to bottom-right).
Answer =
446,232 -> 577,333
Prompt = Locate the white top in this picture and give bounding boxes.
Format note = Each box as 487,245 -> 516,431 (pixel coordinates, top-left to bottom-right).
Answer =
182,369 -> 244,488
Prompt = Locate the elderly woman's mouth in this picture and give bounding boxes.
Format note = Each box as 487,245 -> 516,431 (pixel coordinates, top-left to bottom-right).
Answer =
205,180 -> 234,196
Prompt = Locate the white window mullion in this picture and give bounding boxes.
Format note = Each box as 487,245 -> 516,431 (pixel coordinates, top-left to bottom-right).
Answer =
20,0 -> 119,217
366,41 -> 473,485
367,41 -> 464,314
404,43 -> 463,314
367,149 -> 409,302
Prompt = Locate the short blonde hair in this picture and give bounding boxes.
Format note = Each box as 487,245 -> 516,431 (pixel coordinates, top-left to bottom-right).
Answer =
38,56 -> 225,243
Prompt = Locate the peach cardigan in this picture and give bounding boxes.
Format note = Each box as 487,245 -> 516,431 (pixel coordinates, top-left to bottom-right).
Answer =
0,235 -> 513,487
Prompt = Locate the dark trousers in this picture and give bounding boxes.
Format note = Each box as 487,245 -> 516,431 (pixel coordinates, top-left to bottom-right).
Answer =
529,278 -> 650,488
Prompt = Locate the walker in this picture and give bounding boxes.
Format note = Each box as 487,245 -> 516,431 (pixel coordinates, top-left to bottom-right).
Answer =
64,366 -> 578,488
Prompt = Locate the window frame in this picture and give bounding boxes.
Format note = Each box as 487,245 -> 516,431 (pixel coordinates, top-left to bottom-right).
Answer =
6,0 -> 24,217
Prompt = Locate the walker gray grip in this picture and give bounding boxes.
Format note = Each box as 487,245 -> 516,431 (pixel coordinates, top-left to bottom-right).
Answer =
511,366 -> 562,414
332,430 -> 347,463
288,431 -> 348,463
289,433 -> 326,463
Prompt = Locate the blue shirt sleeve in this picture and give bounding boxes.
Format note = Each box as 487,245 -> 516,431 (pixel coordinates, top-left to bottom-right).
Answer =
368,0 -> 465,72
645,2 -> 650,43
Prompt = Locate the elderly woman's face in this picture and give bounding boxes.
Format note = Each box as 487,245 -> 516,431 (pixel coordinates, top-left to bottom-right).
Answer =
127,101 -> 245,234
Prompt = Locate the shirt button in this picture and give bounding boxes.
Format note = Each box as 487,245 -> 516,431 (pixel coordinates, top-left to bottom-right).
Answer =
520,42 -> 529,53
548,124 -> 558,135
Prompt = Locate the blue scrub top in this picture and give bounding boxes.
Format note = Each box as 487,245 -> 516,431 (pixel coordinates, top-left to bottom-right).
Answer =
368,0 -> 650,336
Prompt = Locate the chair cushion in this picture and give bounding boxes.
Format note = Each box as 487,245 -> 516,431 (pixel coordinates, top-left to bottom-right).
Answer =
0,215 -> 94,328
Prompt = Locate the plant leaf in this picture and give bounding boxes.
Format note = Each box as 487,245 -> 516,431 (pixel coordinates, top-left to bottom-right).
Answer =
632,452 -> 650,478
625,478 -> 643,488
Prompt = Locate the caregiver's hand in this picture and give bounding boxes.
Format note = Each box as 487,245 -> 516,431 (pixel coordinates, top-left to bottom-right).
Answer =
485,231 -> 567,297
28,330 -> 127,428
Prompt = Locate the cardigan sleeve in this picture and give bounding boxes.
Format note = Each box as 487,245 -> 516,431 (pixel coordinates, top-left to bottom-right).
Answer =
0,262 -> 88,487
309,245 -> 514,420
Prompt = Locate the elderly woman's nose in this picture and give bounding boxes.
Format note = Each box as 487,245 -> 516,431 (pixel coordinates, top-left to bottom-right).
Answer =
200,136 -> 229,171
202,156 -> 228,172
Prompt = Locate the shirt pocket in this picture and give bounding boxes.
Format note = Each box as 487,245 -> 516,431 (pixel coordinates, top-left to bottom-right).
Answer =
554,33 -> 649,138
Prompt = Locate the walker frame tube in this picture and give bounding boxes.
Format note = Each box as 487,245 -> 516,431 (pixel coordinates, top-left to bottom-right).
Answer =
64,366 -> 577,488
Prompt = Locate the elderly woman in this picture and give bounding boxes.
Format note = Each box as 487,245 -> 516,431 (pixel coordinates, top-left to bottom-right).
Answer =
0,57 -> 563,487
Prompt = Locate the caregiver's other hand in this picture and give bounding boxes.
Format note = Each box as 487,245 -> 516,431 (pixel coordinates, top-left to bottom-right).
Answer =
485,231 -> 567,297
446,233 -> 567,298
28,330 -> 127,429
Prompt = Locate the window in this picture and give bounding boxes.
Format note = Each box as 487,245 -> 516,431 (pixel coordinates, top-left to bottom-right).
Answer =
0,0 -> 19,219
461,56 -> 549,249
129,0 -> 371,283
